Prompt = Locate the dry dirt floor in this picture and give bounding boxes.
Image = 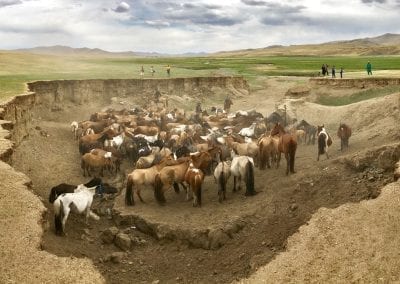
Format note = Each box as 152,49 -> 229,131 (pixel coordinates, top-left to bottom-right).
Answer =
12,77 -> 399,283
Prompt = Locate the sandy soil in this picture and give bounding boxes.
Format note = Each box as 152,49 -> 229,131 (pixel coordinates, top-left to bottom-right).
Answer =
10,77 -> 400,283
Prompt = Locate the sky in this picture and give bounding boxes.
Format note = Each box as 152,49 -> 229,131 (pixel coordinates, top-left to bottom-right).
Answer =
0,0 -> 400,54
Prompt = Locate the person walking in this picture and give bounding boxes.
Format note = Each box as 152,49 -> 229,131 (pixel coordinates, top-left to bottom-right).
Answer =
166,65 -> 171,77
331,66 -> 336,78
366,61 -> 372,75
224,96 -> 233,113
340,67 -> 344,78
140,66 -> 144,77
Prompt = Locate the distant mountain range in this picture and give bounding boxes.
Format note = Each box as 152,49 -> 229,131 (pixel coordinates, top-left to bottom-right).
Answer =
6,33 -> 400,57
215,33 -> 400,57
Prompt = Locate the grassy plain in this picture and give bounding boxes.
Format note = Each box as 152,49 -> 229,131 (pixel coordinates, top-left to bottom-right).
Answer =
1,51 -> 400,102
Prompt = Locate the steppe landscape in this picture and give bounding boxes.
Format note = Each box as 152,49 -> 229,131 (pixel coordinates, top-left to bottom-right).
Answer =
1,1 -> 400,283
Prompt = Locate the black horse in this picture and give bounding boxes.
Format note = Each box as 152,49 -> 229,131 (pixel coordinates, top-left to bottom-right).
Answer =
296,119 -> 317,145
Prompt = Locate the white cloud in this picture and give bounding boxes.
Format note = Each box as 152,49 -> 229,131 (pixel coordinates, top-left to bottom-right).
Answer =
0,0 -> 399,53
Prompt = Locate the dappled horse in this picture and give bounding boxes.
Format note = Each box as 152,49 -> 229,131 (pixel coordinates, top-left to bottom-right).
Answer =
54,184 -> 102,235
337,123 -> 352,151
317,125 -> 333,161
230,151 -> 257,196
125,155 -> 175,206
270,123 -> 297,175
213,160 -> 231,202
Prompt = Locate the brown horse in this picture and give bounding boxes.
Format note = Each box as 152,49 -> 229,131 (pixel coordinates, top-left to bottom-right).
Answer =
230,141 -> 259,166
337,123 -> 352,151
154,157 -> 191,205
184,164 -> 205,207
270,123 -> 297,175
81,152 -> 113,177
125,154 -> 175,206
258,136 -> 278,169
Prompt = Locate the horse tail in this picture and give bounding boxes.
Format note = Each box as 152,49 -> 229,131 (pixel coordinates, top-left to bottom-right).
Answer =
195,174 -> 202,207
173,182 -> 180,193
318,133 -> 326,155
154,174 -> 166,204
245,161 -> 256,196
288,138 -> 297,173
125,176 -> 135,206
49,187 -> 57,203
54,199 -> 64,235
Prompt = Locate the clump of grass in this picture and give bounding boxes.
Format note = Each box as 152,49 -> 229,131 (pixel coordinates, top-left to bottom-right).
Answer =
316,85 -> 400,106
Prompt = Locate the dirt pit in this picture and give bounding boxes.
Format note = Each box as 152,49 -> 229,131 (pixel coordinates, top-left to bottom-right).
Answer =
11,78 -> 398,283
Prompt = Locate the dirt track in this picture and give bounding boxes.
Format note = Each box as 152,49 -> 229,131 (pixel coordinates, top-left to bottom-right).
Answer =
10,77 -> 399,283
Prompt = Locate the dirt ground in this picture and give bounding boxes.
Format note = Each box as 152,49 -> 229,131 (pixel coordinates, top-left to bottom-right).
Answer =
12,77 -> 399,283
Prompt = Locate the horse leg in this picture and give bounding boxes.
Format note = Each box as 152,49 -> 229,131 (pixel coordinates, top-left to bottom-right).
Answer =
62,207 -> 70,236
276,152 -> 281,168
285,152 -> 290,175
85,206 -> 91,225
238,176 -> 242,191
186,184 -> 191,201
233,176 -> 237,192
326,148 -> 330,159
192,187 -> 197,207
137,186 -> 146,203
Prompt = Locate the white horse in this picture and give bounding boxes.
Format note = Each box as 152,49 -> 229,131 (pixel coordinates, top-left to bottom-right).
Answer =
53,184 -> 101,236
230,151 -> 257,196
213,160 -> 232,202
239,122 -> 256,137
70,121 -> 79,138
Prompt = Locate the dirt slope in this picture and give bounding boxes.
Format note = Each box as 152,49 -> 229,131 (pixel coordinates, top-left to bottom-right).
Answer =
242,181 -> 400,283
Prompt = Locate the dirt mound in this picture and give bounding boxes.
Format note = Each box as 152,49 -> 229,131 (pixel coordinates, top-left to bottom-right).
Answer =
243,180 -> 400,283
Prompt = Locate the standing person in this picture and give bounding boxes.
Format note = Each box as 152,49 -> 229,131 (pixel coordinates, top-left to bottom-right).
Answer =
140,66 -> 144,77
166,65 -> 171,77
340,67 -> 344,78
326,64 -> 329,76
321,64 -> 326,76
150,66 -> 155,76
224,96 -> 233,113
331,66 -> 336,78
366,61 -> 372,75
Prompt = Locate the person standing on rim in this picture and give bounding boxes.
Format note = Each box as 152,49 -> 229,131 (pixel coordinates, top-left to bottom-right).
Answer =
331,66 -> 336,78
340,67 -> 344,78
166,65 -> 171,77
366,61 -> 372,75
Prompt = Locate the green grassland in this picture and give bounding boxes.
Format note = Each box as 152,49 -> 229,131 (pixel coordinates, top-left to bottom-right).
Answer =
1,51 -> 400,102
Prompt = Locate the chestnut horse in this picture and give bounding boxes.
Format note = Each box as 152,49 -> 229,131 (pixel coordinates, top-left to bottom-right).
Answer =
337,123 -> 352,151
270,123 -> 297,175
125,154 -> 175,206
184,163 -> 205,207
258,135 -> 278,170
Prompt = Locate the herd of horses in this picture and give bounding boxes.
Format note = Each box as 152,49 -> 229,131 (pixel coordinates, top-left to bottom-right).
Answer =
49,101 -> 353,235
